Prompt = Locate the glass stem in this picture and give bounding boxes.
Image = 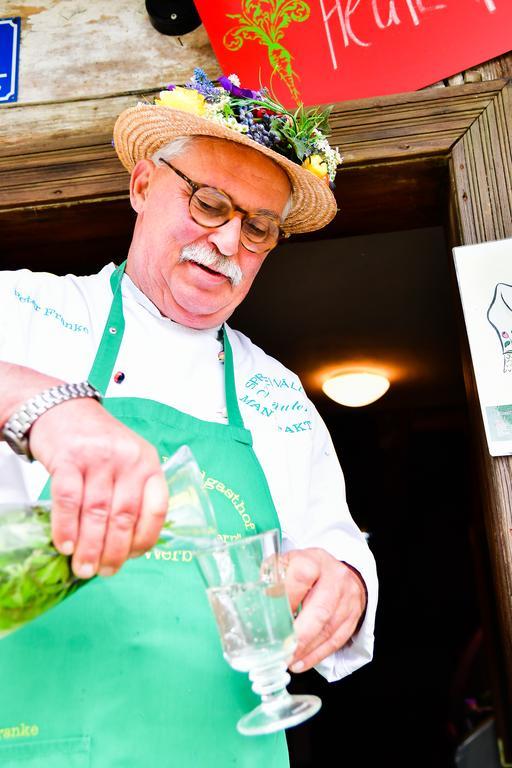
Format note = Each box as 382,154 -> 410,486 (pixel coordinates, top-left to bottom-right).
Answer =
248,661 -> 292,710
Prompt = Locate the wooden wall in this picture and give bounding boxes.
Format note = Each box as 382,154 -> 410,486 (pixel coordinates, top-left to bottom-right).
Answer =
4,0 -> 220,104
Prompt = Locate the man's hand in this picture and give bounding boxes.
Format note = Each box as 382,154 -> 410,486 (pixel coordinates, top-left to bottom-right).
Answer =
29,397 -> 168,579
281,548 -> 367,673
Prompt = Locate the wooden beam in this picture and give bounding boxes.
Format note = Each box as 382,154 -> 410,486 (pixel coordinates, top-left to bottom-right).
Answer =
329,80 -> 507,163
0,80 -> 507,212
449,80 -> 512,758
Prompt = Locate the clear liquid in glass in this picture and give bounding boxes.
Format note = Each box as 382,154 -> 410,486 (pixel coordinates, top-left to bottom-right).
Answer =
207,580 -> 296,672
195,528 -> 322,735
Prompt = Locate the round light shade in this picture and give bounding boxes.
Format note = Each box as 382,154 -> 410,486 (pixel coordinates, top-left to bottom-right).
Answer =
322,371 -> 390,407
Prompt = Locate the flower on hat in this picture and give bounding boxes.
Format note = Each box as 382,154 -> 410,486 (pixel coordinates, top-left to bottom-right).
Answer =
217,74 -> 261,101
302,154 -> 329,181
155,86 -> 206,116
152,69 -> 342,184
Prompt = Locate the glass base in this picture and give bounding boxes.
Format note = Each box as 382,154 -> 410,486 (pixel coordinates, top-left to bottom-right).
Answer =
237,694 -> 322,736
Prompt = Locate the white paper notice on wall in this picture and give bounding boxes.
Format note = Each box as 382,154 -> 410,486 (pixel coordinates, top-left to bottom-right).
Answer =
453,238 -> 512,457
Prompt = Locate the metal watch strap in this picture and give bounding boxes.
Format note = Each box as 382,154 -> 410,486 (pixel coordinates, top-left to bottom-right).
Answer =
2,381 -> 102,462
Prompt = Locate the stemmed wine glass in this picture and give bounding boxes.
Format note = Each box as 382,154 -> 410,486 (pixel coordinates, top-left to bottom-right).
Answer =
194,528 -> 321,735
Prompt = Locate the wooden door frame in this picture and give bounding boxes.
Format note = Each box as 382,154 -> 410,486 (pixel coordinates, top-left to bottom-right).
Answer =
2,79 -> 512,755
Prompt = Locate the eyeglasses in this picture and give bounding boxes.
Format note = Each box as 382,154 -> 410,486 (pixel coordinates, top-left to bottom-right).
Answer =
159,157 -> 287,254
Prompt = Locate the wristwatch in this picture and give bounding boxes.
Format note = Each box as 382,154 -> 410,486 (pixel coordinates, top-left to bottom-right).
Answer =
2,381 -> 102,462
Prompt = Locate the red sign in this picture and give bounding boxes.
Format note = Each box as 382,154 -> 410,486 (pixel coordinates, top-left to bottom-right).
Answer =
194,0 -> 512,107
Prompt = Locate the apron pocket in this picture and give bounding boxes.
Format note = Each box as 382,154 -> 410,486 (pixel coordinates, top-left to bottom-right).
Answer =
0,736 -> 90,767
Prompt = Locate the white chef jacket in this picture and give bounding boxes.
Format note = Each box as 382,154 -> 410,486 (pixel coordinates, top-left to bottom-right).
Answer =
0,264 -> 378,682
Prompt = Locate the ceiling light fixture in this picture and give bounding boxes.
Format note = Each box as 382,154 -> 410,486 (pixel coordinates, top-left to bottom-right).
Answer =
322,371 -> 390,407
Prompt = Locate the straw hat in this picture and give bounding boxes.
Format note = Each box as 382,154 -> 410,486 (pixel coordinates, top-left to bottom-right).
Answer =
113,101 -> 339,235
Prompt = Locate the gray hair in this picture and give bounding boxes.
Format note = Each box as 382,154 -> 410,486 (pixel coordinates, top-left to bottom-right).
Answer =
151,137 -> 195,164
152,138 -> 293,222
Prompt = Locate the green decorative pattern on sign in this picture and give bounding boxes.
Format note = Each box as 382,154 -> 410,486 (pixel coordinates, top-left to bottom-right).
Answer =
223,0 -> 310,104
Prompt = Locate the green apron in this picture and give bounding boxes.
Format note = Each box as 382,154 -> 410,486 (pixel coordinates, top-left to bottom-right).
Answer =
0,264 -> 289,767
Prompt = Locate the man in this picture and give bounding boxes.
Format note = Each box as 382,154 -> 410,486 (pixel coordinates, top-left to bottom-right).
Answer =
0,72 -> 377,766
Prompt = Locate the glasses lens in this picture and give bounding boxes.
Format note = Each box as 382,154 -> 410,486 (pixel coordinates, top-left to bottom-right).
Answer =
190,187 -> 232,227
241,214 -> 280,253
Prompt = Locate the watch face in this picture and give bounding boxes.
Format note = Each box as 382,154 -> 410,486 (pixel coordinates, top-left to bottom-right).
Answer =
2,429 -> 27,458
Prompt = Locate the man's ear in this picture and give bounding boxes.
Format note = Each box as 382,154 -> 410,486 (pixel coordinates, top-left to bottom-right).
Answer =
130,159 -> 156,213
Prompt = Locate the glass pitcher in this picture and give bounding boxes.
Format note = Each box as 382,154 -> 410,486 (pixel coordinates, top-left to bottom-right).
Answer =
0,445 -> 217,638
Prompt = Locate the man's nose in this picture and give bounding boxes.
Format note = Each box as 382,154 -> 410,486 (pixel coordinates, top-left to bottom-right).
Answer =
207,215 -> 243,258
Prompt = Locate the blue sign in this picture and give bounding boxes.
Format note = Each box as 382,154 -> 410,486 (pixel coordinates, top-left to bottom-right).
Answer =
0,17 -> 21,103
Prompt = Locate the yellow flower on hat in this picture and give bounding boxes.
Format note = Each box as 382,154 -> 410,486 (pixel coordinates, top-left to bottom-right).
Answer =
155,87 -> 206,116
302,154 -> 329,180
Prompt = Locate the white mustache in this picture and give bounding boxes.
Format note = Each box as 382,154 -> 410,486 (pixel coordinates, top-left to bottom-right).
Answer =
179,243 -> 243,287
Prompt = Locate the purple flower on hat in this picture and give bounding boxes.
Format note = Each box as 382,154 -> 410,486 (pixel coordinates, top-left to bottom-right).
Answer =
218,75 -> 261,100
165,84 -> 176,91
187,69 -> 219,100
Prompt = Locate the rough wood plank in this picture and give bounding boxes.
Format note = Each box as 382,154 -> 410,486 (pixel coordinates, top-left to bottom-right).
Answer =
2,79 -> 500,157
449,81 -> 512,755
0,145 -> 128,208
0,93 -> 152,155
425,51 -> 512,89
451,87 -> 512,242
4,0 -> 220,105
0,80 -> 506,211
474,51 -> 512,81
329,81 -> 505,162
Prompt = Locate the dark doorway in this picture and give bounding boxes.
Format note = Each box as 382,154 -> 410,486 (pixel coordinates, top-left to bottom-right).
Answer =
232,227 -> 492,767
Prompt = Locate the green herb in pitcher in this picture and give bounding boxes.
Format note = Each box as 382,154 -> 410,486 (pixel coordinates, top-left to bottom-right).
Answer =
0,503 -> 82,637
0,446 -> 218,637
